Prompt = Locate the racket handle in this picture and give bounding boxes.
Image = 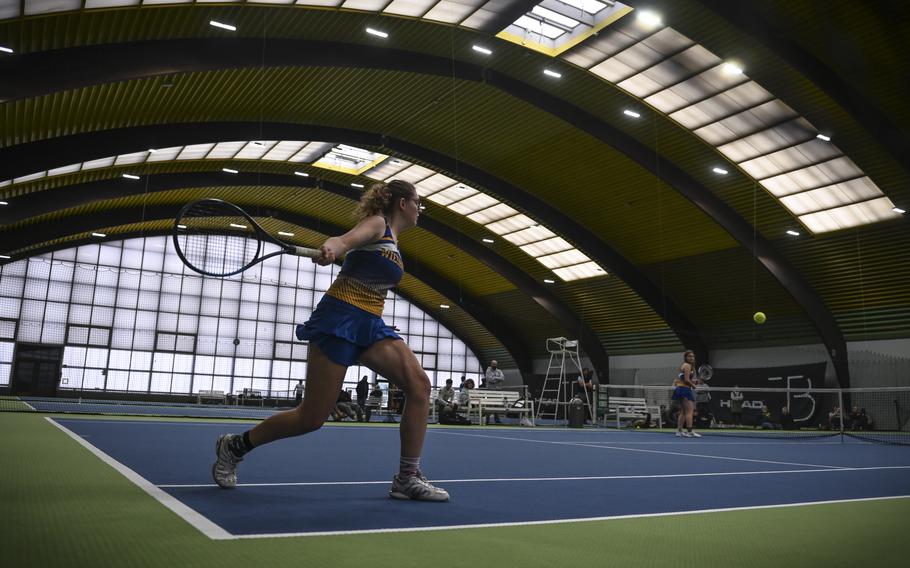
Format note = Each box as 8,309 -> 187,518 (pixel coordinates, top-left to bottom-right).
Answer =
292,246 -> 321,258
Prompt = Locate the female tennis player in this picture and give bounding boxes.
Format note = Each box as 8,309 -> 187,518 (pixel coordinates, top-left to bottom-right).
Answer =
212,179 -> 449,501
672,350 -> 701,438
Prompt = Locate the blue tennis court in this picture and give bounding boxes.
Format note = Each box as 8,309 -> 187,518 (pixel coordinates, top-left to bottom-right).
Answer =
49,418 -> 910,539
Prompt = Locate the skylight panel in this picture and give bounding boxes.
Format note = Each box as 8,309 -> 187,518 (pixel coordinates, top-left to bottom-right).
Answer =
13,171 -> 45,184
759,157 -> 863,197
177,143 -> 215,160
500,225 -> 556,245
383,0 -> 435,18
235,141 -> 278,160
82,156 -> 117,170
415,172 -> 458,195
290,141 -> 332,163
146,146 -> 181,162
560,0 -> 608,15
665,81 -> 774,126
390,164 -> 436,184
468,203 -> 518,224
537,249 -> 589,268
48,164 -> 81,177
341,0 -> 389,11
427,184 -> 478,206
561,27 -> 643,68
313,144 -> 388,175
514,15 -> 567,40
486,214 -> 537,235
693,100 -> 800,146
364,157 -> 411,180
113,151 -> 148,166
779,178 -> 884,216
799,197 -> 899,233
447,193 -> 498,215
716,118 -> 816,163
553,261 -> 605,281
520,237 -> 573,257
25,0 -> 81,16
531,6 -> 580,30
263,141 -> 307,161
739,139 -> 842,180
423,0 -> 484,24
206,141 -> 246,160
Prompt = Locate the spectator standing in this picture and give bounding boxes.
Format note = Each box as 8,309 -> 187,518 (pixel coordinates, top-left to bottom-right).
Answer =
356,375 -> 369,413
293,380 -> 304,407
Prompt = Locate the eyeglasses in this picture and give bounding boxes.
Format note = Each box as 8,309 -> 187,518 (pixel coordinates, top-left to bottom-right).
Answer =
410,196 -> 422,208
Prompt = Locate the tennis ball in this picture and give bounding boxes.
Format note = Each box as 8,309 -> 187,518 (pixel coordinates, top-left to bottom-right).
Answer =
753,311 -> 767,324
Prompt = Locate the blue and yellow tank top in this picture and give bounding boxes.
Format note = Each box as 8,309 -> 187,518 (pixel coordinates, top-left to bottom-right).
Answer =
674,367 -> 692,388
325,224 -> 404,316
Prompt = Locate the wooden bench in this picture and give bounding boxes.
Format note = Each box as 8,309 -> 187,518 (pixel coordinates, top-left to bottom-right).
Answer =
603,396 -> 662,429
197,390 -> 225,405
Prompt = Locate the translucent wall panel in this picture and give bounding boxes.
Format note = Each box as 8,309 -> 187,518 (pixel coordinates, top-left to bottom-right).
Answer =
0,237 -> 482,394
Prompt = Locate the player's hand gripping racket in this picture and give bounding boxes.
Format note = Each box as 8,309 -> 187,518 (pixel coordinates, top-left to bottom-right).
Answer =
697,364 -> 713,382
172,199 -> 319,277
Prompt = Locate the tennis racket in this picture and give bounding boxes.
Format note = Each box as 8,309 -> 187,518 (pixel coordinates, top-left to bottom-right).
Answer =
697,364 -> 713,382
172,199 -> 320,277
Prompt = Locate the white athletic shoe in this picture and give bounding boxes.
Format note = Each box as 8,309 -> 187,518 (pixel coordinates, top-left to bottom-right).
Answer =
389,473 -> 450,502
690,431 -> 702,438
675,430 -> 683,437
681,431 -> 693,437
212,434 -> 243,489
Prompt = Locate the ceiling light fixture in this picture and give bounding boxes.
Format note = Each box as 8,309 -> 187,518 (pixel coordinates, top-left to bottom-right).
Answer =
0,46 -> 14,54
222,168 -> 238,174
893,207 -> 906,214
0,254 -> 10,259
722,62 -> 743,75
0,201 -> 8,206
816,134 -> 831,142
209,20 -> 236,32
786,230 -> 800,236
278,231 -> 295,237
229,223 -> 247,229
439,304 -> 450,309
294,171 -> 309,177
543,279 -> 555,284
366,27 -> 388,39
636,10 -> 662,28
177,224 -> 187,230
147,148 -> 158,153
351,183 -> 365,188
543,69 -> 562,78
91,232 -> 106,238
122,174 -> 140,180
623,109 -> 641,118
712,167 -> 729,175
482,238 -> 495,243
472,45 -> 492,55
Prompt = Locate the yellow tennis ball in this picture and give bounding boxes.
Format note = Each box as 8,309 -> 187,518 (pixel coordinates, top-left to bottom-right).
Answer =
753,311 -> 767,324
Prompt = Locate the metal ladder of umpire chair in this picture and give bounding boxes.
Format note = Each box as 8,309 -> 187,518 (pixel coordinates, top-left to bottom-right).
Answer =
535,337 -> 586,425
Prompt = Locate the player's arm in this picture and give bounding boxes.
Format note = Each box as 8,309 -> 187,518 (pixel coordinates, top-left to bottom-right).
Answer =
316,215 -> 386,265
682,363 -> 695,388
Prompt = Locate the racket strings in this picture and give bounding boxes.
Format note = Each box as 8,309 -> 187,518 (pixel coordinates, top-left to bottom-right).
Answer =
176,202 -> 261,276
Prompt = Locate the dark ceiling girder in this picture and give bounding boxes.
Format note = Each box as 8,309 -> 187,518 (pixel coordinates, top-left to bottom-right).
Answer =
475,0 -> 540,34
0,37 -> 845,385
0,169 -> 603,374
0,121 -> 705,369
8,202 -> 533,375
690,0 -> 910,181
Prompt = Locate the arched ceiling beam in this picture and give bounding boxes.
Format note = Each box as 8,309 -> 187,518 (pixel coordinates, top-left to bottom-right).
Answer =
0,168 -> 605,376
0,122 -> 704,370
5,203 -> 533,375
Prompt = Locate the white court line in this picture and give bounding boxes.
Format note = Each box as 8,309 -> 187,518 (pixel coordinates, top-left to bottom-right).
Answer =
45,417 -> 234,541
433,431 -> 847,470
232,495 -> 910,539
545,441 -> 844,446
20,397 -> 37,411
157,464 -> 910,488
